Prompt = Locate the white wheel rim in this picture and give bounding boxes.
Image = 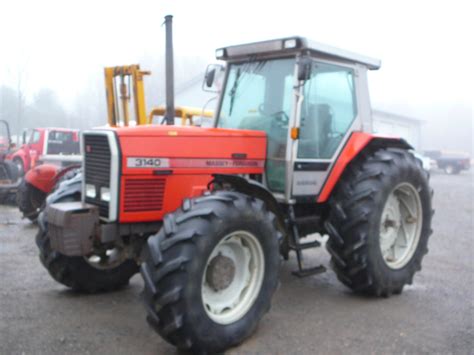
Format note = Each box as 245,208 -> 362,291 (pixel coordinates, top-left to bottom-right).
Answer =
379,183 -> 423,269
201,231 -> 265,325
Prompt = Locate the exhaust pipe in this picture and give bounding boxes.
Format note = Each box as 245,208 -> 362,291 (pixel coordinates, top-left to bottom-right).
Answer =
164,15 -> 175,125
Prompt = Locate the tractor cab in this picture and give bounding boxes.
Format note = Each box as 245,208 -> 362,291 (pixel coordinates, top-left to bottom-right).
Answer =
207,37 -> 380,202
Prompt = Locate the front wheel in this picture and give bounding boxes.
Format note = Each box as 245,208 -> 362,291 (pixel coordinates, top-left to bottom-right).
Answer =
141,191 -> 281,353
325,148 -> 433,297
36,224 -> 139,293
36,191 -> 138,293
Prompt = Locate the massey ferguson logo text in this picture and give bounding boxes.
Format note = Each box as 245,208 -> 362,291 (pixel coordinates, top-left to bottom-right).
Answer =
205,160 -> 259,167
127,158 -> 263,169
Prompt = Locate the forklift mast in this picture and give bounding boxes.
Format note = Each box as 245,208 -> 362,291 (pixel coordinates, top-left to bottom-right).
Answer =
104,65 -> 151,126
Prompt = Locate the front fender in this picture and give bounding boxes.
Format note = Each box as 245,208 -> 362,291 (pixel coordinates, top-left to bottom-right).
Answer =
212,174 -> 286,228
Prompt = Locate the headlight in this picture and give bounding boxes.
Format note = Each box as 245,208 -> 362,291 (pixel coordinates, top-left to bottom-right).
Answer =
100,187 -> 110,202
284,39 -> 297,49
215,48 -> 225,58
86,184 -> 96,198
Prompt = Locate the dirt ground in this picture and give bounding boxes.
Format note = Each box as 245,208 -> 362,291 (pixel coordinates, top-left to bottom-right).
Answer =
0,170 -> 472,355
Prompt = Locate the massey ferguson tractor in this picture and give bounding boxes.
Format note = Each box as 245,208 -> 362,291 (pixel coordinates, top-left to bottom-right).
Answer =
37,35 -> 433,353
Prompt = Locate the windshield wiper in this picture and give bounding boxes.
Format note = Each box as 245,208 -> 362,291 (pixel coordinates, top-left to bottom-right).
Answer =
228,68 -> 241,116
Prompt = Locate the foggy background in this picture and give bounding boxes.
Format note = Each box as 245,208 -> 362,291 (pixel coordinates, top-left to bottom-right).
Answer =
0,0 -> 471,154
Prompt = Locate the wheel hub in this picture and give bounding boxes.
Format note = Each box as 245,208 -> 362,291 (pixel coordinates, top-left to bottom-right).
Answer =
379,183 -> 423,269
205,253 -> 236,291
201,231 -> 265,325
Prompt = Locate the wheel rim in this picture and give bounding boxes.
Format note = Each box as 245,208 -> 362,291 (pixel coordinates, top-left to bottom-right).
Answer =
84,247 -> 127,270
379,183 -> 423,269
201,231 -> 265,325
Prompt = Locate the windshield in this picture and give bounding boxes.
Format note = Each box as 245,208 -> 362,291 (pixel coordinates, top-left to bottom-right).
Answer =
217,58 -> 295,192
217,58 -> 295,130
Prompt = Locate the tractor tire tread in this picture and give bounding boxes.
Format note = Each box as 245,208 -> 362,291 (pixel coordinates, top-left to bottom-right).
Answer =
325,148 -> 433,297
141,190 -> 280,353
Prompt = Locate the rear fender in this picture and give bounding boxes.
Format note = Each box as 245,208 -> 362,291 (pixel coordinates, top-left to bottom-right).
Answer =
317,132 -> 412,203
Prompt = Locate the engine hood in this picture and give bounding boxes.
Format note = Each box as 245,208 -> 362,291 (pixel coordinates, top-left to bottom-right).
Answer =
108,125 -> 267,175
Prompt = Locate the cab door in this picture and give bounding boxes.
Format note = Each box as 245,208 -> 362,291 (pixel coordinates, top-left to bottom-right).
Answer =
292,61 -> 360,198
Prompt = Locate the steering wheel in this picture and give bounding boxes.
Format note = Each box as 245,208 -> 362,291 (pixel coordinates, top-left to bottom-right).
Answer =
258,104 -> 289,125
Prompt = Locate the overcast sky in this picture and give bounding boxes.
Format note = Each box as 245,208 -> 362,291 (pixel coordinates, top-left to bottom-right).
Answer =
1,0 -> 472,150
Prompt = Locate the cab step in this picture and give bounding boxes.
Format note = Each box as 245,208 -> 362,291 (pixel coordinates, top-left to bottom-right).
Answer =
292,265 -> 326,278
287,205 -> 326,278
288,240 -> 321,251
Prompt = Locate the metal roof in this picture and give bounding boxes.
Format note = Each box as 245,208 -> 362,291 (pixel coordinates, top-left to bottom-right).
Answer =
217,36 -> 381,70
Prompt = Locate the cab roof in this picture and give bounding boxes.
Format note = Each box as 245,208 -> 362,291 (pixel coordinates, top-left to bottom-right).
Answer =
216,36 -> 381,70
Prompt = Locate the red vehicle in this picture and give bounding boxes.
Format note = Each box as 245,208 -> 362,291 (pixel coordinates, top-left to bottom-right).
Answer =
8,127 -> 80,175
0,120 -> 21,202
39,34 -> 433,353
10,127 -> 81,219
424,150 -> 471,174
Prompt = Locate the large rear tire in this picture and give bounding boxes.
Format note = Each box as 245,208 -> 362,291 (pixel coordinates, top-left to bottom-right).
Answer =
141,191 -> 281,353
325,148 -> 433,297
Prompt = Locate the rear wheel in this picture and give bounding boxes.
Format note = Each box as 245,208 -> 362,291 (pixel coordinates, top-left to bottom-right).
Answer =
325,148 -> 433,296
141,191 -> 281,353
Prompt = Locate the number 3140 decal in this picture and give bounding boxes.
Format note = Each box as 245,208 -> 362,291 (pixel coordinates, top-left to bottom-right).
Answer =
127,157 -> 170,168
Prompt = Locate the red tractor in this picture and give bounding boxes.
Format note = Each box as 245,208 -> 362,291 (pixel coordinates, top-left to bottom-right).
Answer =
0,120 -> 21,202
38,36 -> 433,353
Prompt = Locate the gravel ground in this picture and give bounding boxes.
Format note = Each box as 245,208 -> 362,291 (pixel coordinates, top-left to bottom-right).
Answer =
0,170 -> 472,354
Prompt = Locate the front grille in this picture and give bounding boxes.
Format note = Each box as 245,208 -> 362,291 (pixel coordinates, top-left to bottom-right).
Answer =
124,178 -> 165,212
84,134 -> 111,218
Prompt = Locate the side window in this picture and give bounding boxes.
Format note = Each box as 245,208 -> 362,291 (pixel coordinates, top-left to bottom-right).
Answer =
298,62 -> 357,159
47,131 -> 78,155
30,130 -> 41,144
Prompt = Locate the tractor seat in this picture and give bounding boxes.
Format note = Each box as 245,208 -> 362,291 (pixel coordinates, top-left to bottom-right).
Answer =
299,103 -> 335,159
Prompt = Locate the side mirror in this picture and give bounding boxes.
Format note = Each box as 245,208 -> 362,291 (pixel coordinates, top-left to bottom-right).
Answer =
297,57 -> 312,81
203,64 -> 224,93
205,69 -> 216,88
22,131 -> 27,144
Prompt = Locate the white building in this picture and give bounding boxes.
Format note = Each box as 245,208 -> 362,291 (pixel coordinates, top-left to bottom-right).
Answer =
372,110 -> 423,150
